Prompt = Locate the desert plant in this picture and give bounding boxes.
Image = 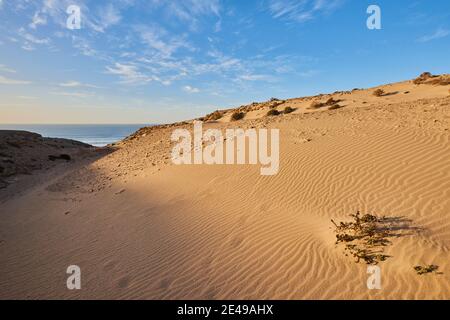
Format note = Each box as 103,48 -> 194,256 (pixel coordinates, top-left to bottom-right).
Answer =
267,109 -> 280,116
373,89 -> 385,97
413,72 -> 437,85
325,97 -> 337,105
284,106 -> 295,114
414,265 -> 440,275
211,111 -> 223,120
331,211 -> 414,265
309,101 -> 325,109
231,111 -> 245,121
204,110 -> 223,121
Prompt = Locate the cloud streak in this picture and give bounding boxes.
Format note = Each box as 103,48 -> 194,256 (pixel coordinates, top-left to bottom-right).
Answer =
268,0 -> 344,23
417,28 -> 450,42
0,75 -> 31,85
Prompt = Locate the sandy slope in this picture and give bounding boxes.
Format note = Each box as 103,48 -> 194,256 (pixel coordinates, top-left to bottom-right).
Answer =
0,76 -> 449,299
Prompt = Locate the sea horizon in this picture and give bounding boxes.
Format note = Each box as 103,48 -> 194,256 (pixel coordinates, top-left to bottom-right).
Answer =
0,124 -> 154,147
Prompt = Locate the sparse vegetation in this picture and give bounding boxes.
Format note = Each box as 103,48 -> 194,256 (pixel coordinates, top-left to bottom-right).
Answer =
373,89 -> 385,97
325,97 -> 338,105
267,109 -> 280,116
309,101 -> 325,109
231,111 -> 245,121
414,265 -> 441,275
331,211 -> 419,265
204,110 -> 223,121
284,106 -> 295,114
413,72 -> 435,85
427,77 -> 450,86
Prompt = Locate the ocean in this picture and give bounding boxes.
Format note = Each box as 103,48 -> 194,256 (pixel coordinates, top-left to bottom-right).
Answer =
0,124 -> 150,147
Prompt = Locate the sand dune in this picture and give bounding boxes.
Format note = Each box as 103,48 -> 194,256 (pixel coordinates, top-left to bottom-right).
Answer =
0,75 -> 449,299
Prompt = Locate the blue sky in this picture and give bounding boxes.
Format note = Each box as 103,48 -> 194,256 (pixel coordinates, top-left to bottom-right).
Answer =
0,0 -> 449,124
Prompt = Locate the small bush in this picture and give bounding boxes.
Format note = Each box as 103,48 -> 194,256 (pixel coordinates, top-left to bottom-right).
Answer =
309,101 -> 325,109
284,106 -> 295,114
325,97 -> 337,105
267,109 -> 280,116
427,77 -> 450,86
414,265 -> 440,275
205,110 -> 223,121
413,72 -> 436,85
373,89 -> 385,97
231,111 -> 245,121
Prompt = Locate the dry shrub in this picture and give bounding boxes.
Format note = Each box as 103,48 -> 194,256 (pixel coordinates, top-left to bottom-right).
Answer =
309,101 -> 325,109
267,109 -> 280,116
414,265 -> 441,275
373,89 -> 385,97
231,111 -> 245,121
325,97 -> 338,105
427,77 -> 450,86
284,106 -> 295,114
413,72 -> 436,85
331,211 -> 420,265
204,110 -> 223,121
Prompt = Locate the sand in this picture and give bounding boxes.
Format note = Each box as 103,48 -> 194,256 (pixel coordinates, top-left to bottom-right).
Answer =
0,75 -> 449,299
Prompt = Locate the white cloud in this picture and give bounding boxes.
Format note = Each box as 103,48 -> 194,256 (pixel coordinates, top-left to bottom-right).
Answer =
30,11 -> 47,29
0,75 -> 31,85
94,3 -> 122,32
268,0 -> 344,23
21,44 -> 35,51
17,95 -> 38,100
0,64 -> 16,73
183,85 -> 200,93
59,81 -> 101,88
71,36 -> 98,57
51,91 -> 92,98
106,63 -> 152,84
239,74 -> 269,81
138,25 -> 193,58
152,0 -> 221,30
418,28 -> 450,42
18,27 -> 50,45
